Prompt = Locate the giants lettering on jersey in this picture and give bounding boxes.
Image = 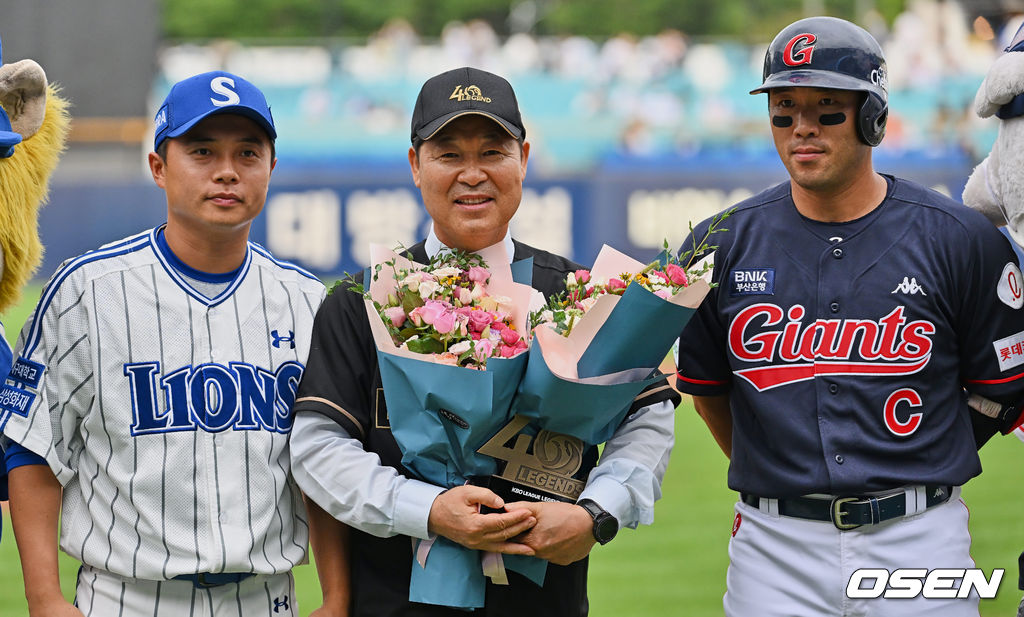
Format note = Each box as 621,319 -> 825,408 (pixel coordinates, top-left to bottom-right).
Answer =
124,361 -> 303,435
728,303 -> 934,392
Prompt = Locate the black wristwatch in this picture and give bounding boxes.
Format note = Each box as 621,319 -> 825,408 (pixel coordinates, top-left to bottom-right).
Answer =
578,499 -> 618,545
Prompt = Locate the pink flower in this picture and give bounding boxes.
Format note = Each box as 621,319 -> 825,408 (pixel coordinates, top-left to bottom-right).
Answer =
433,310 -> 457,335
574,269 -> 591,285
417,300 -> 447,326
408,307 -> 424,327
499,327 -> 524,347
649,270 -> 668,283
455,314 -> 470,337
474,338 -> 495,363
467,266 -> 490,284
468,310 -> 493,333
499,344 -> 518,358
500,327 -> 522,346
608,278 -> 627,292
664,264 -> 688,286
436,352 -> 459,366
382,306 -> 406,328
489,321 -> 506,332
457,286 -> 473,305
654,288 -> 672,299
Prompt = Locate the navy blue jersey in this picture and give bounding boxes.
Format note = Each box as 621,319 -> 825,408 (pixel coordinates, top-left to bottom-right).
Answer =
676,176 -> 1024,497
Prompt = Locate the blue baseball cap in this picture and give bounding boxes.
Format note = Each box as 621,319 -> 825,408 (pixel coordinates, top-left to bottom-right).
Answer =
0,37 -> 24,158
153,70 -> 276,152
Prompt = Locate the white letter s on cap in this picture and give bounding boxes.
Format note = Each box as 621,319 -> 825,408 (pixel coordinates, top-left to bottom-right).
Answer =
210,77 -> 240,107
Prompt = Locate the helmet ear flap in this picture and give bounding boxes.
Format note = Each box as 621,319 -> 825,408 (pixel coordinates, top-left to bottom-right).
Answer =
857,92 -> 887,147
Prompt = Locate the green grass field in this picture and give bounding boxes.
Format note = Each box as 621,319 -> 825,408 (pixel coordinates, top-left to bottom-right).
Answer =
1,284 -> 1022,616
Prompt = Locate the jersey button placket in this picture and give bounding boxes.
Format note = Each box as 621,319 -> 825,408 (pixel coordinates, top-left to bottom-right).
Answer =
832,247 -> 844,259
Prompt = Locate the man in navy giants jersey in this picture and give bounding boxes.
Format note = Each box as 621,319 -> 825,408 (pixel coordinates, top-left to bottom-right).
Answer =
1,72 -> 345,616
675,17 -> 1024,617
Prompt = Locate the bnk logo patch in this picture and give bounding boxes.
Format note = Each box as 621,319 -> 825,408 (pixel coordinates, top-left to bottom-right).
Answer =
730,268 -> 775,296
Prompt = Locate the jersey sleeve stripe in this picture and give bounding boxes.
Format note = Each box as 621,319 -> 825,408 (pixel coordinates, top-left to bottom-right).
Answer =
676,372 -> 728,386
294,396 -> 366,439
22,233 -> 153,358
964,371 -> 1024,385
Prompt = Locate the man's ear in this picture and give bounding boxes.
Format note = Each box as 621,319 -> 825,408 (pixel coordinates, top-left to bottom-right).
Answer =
520,140 -> 530,179
148,151 -> 167,189
408,146 -> 421,188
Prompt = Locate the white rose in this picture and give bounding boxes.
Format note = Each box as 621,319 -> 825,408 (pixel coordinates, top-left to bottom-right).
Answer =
432,266 -> 461,278
399,274 -> 421,289
418,280 -> 440,298
493,295 -> 514,314
449,340 -> 472,354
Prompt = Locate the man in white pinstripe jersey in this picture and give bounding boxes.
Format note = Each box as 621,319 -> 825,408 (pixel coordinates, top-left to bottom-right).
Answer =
0,72 -> 347,616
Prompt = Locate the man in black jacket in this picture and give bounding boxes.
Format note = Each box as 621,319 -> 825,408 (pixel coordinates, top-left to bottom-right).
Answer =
289,67 -> 679,616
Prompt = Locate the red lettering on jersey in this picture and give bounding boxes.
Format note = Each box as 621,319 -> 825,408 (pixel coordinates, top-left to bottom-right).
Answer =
1009,269 -> 1022,300
729,303 -> 784,361
883,388 -> 923,436
783,33 -> 816,67
728,304 -> 934,391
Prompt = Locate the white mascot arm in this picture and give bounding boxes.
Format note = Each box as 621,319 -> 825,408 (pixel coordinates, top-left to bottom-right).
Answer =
963,43 -> 1024,246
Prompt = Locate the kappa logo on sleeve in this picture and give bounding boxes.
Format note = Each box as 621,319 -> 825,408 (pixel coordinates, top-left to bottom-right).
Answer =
729,268 -> 775,296
997,262 -> 1024,309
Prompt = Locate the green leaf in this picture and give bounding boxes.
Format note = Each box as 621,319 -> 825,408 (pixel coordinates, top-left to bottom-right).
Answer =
406,336 -> 444,354
402,291 -> 425,313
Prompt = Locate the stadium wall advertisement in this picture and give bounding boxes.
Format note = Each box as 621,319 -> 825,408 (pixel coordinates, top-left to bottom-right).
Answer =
42,154 -> 973,280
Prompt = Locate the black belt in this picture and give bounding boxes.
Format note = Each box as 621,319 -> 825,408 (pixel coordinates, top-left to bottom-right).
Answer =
172,572 -> 255,588
740,485 -> 953,531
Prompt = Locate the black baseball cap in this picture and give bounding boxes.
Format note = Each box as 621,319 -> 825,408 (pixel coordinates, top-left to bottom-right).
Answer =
410,67 -> 525,143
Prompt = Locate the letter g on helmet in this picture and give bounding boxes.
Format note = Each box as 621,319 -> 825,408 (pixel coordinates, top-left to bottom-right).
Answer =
751,16 -> 888,147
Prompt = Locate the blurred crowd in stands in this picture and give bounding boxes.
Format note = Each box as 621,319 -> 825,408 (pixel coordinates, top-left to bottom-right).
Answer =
155,0 -> 1024,172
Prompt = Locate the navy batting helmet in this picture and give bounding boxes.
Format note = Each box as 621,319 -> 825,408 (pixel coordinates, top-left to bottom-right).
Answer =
751,16 -> 888,146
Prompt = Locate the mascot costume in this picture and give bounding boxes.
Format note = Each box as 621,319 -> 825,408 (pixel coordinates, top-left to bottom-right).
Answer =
960,21 -> 1024,617
0,36 -> 71,541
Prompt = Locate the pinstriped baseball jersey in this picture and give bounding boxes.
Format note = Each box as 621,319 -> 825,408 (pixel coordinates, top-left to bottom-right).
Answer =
0,225 -> 325,580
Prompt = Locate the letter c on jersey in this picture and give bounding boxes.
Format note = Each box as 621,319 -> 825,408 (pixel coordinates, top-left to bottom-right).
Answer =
883,388 -> 923,437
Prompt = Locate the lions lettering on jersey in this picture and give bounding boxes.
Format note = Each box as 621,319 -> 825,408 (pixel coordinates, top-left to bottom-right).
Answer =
125,360 -> 303,435
728,303 -> 934,392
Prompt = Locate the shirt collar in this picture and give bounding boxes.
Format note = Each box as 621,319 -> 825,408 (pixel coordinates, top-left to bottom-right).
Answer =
424,225 -> 515,264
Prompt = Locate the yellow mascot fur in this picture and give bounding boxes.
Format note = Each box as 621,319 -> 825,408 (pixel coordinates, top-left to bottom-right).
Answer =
0,51 -> 70,313
0,39 -> 69,526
